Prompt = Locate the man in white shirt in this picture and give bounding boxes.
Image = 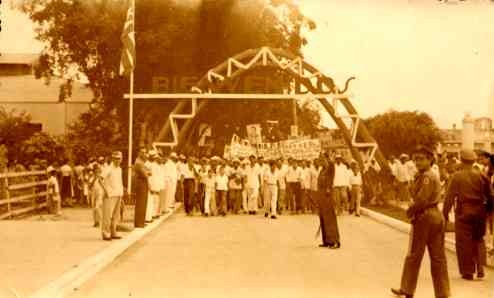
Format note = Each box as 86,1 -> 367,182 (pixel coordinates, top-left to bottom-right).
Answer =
332,154 -> 350,215
158,155 -> 168,216
246,155 -> 262,215
182,157 -> 197,215
301,160 -> 312,213
146,150 -> 162,221
101,151 -> 124,241
309,159 -> 321,214
263,161 -> 279,219
285,158 -> 302,214
277,159 -> 288,215
229,158 -> 244,214
163,152 -> 178,212
395,154 -> 411,202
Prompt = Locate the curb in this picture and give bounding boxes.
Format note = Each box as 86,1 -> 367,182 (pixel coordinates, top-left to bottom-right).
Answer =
28,203 -> 181,298
361,207 -> 456,253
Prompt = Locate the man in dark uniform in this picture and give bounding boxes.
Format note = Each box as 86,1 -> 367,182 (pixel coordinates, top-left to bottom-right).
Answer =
317,155 -> 340,249
392,146 -> 450,298
443,149 -> 493,280
133,148 -> 150,228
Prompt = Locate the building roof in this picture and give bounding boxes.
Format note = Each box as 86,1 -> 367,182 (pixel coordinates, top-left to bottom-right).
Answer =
0,75 -> 93,103
0,53 -> 39,65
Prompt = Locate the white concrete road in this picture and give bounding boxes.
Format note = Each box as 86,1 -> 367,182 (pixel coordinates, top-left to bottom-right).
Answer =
69,212 -> 492,298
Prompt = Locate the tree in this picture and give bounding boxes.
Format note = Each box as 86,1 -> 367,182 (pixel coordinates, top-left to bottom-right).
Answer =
18,132 -> 65,166
364,110 -> 443,158
20,0 -> 316,157
0,107 -> 62,167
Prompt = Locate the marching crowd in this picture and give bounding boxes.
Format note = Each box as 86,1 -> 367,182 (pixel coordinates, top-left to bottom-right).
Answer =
132,148 -> 365,222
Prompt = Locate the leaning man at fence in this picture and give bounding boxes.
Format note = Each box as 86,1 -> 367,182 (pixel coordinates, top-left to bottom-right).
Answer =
47,166 -> 62,216
101,151 -> 124,241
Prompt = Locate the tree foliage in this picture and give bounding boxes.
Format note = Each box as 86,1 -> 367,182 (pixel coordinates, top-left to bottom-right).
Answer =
21,0 -> 316,157
364,110 -> 443,158
0,107 -> 63,167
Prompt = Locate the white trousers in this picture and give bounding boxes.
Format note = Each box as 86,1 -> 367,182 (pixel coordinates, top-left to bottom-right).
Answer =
146,191 -> 156,221
247,187 -> 259,212
264,184 -> 278,216
165,179 -> 177,210
242,189 -> 248,212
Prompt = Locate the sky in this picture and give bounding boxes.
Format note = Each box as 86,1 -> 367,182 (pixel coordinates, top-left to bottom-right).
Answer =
1,0 -> 494,129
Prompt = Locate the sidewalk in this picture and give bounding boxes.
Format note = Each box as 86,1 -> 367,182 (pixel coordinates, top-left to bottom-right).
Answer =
0,204 -> 178,298
363,200 -> 494,267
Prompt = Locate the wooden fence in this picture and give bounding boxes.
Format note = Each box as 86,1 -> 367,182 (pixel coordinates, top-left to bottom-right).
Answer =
0,170 -> 48,220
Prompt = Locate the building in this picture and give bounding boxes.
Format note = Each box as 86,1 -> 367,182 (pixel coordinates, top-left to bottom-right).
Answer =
440,116 -> 494,154
0,53 -> 93,135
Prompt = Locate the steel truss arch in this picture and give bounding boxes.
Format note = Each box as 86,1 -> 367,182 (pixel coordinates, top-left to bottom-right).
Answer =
148,46 -> 388,171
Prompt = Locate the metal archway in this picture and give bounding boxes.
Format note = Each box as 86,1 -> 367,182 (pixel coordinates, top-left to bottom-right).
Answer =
128,47 -> 388,172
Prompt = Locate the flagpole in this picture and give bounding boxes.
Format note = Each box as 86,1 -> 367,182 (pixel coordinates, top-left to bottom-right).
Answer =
127,71 -> 134,197
126,0 -> 135,198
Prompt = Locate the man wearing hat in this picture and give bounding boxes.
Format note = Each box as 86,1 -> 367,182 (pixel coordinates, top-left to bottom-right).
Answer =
163,152 -> 179,212
392,146 -> 450,298
443,148 -> 493,281
101,151 -> 124,241
146,150 -> 162,221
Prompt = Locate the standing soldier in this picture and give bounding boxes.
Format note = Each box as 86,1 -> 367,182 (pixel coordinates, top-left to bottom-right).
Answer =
391,146 -> 450,298
443,149 -> 493,280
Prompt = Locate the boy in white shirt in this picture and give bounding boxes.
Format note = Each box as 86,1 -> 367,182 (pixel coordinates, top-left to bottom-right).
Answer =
215,166 -> 229,216
47,168 -> 62,216
204,168 -> 216,216
349,161 -> 363,217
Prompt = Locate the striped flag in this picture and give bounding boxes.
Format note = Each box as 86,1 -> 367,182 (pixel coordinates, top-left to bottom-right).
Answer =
119,3 -> 135,77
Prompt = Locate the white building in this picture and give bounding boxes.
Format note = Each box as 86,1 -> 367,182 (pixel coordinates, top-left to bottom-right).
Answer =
0,53 -> 93,135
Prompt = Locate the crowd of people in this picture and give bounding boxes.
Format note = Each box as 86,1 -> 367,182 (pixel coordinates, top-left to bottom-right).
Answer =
40,148 -> 366,241
132,149 -> 365,222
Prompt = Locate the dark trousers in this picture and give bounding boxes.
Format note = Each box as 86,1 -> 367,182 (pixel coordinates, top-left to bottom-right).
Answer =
229,189 -> 242,214
183,179 -> 195,214
197,183 -> 205,214
287,182 -> 301,212
216,190 -> 227,215
318,190 -> 340,245
134,178 -> 148,228
400,207 -> 450,298
455,207 -> 487,276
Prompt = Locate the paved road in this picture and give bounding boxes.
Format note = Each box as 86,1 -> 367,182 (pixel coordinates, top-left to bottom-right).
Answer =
70,212 -> 492,298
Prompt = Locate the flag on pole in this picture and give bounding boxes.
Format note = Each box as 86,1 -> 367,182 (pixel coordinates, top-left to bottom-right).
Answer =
119,3 -> 135,76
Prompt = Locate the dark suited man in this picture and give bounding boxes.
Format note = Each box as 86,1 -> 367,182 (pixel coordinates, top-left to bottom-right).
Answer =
133,148 -> 150,228
392,146 -> 450,298
443,149 -> 493,280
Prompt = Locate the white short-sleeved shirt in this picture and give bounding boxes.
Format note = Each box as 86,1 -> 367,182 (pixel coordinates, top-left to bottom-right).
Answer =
310,166 -> 321,191
215,174 -> 229,191
349,171 -> 362,186
246,164 -> 262,189
48,176 -> 60,194
286,166 -> 302,183
102,164 -> 124,197
264,169 -> 279,185
333,163 -> 350,187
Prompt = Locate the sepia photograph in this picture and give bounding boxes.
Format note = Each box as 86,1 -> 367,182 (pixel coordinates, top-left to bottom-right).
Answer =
0,0 -> 493,297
